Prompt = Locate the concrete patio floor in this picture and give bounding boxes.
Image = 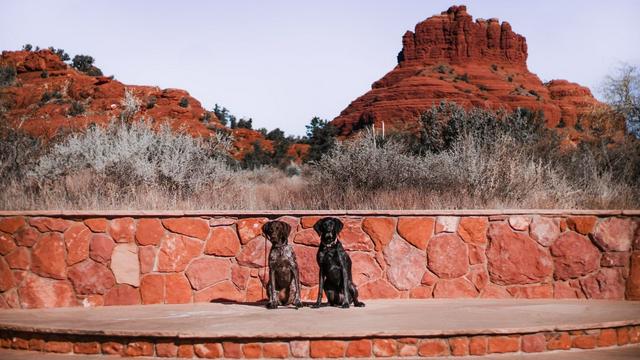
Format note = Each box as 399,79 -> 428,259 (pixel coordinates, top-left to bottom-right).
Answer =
0,299 -> 639,339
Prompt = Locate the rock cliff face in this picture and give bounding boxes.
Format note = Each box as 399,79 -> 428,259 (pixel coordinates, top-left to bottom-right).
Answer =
0,50 -> 276,160
332,5 -> 624,143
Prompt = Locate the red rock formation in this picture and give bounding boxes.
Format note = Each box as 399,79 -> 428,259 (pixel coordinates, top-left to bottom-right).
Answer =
0,49 -> 272,160
332,5 -> 625,143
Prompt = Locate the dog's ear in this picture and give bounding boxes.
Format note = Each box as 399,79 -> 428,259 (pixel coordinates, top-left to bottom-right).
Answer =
262,221 -> 274,238
332,217 -> 344,234
313,218 -> 326,236
279,222 -> 291,237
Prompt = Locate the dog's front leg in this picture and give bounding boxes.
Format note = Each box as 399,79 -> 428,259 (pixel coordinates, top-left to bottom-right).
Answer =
266,268 -> 278,309
312,268 -> 324,308
291,261 -> 303,308
337,254 -> 351,308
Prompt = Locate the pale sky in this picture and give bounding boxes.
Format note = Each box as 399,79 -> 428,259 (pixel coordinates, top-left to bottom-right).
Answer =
2,1 -> 639,135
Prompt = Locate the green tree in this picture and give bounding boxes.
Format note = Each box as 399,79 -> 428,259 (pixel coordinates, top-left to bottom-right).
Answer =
72,55 -> 103,76
305,117 -> 337,162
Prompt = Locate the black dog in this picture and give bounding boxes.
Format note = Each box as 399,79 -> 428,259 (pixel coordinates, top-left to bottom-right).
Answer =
312,217 -> 365,308
262,220 -> 303,309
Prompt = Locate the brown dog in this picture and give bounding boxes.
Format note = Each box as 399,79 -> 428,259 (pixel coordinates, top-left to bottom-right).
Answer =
262,220 -> 303,309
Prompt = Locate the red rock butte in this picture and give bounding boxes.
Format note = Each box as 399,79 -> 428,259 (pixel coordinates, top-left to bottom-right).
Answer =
332,5 -> 625,143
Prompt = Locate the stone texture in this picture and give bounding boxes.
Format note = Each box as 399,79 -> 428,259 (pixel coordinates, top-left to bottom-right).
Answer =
0,216 -> 26,234
310,340 -> 346,358
397,217 -> 434,250
135,218 -> 165,246
458,217 -> 488,245
231,264 -> 250,289
593,218 -> 636,252
488,336 -> 520,353
350,252 -> 383,286
362,217 -> 396,251
138,246 -> 156,273
17,273 -> 75,308
293,228 -> 320,246
140,274 -> 164,304
237,218 -> 269,244
383,235 -> 426,290
346,339 -> 372,358
580,268 -> 625,299
195,280 -> 243,303
104,284 -> 140,306
63,223 -> 91,265
186,257 -> 231,290
358,278 -> 401,299
601,252 -> 630,267
205,226 -> 240,256
89,234 -> 115,264
372,339 -> 396,357
165,273 -> 192,304
0,258 -> 15,291
29,217 -> 70,232
157,234 -> 202,272
530,216 -> 560,246
433,278 -> 478,298
550,231 -> 600,280
110,243 -> 140,286
209,217 -> 237,227
449,337 -> 469,356
553,281 -> 584,299
0,232 -> 16,255
14,226 -> 39,247
567,216 -> 597,235
31,232 -> 67,279
162,217 -> 209,240
436,216 -> 459,233
194,343 -> 223,358
627,252 -> 640,300
418,339 -> 449,356
427,233 -> 468,279
486,222 -> 553,285
293,244 -> 319,286
508,216 -> 531,231
507,284 -> 553,299
469,336 -> 487,356
5,247 -> 29,270
597,329 -> 618,347
84,218 -> 108,233
340,218 -> 374,251
107,217 -> 135,243
236,236 -> 270,268
290,340 -> 309,358
68,260 -> 115,295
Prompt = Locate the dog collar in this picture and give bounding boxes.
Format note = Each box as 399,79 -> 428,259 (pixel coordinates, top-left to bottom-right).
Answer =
324,238 -> 338,248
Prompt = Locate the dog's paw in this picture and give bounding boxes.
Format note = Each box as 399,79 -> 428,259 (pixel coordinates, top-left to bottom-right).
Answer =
311,302 -> 321,309
341,302 -> 350,309
294,300 -> 303,309
355,301 -> 366,307
266,302 -> 278,309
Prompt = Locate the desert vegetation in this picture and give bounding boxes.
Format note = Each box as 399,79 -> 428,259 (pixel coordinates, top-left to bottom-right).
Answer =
1,93 -> 638,210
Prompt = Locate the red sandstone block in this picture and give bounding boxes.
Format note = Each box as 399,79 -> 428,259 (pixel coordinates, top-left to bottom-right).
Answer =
418,339 -> 449,356
223,341 -> 242,358
572,335 -> 596,349
618,327 -> 630,345
263,342 -> 289,358
309,340 -> 346,358
28,338 -> 45,351
125,341 -> 154,356
449,337 -> 469,356
630,326 -> 640,344
84,218 -> 108,232
73,341 -> 100,354
488,336 -> 519,353
469,336 -> 487,355
242,342 -> 263,358
345,339 -> 372,358
45,341 -> 72,353
372,339 -> 396,357
397,338 -> 418,357
598,329 -> 618,347
547,332 -> 571,350
156,342 -> 178,357
521,333 -> 545,353
195,343 -> 224,358
0,337 -> 11,348
102,341 -> 125,355
11,337 -> 29,350
177,344 -> 195,358
289,340 -> 309,358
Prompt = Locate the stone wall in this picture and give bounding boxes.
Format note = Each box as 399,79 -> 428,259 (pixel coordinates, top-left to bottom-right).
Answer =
0,210 -> 638,309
